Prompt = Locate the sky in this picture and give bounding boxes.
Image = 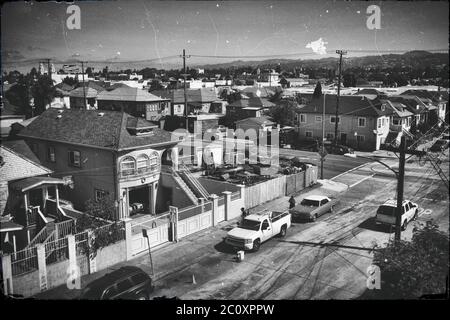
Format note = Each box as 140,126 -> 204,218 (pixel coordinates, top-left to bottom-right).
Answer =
1,0 -> 449,71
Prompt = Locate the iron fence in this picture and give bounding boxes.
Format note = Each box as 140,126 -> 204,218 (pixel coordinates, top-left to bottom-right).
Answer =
11,247 -> 38,276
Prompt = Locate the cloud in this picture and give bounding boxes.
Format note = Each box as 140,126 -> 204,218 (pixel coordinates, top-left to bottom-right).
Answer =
3,50 -> 25,61
27,45 -> 48,52
306,38 -> 328,55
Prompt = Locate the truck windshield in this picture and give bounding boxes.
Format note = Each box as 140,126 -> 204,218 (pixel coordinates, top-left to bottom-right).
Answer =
377,206 -> 396,216
300,199 -> 320,207
240,219 -> 261,231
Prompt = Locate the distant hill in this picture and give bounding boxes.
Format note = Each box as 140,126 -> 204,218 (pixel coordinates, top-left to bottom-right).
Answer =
193,51 -> 449,71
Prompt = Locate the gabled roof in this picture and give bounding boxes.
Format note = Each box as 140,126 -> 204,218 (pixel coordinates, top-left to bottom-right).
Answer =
55,82 -> 75,92
239,87 -> 275,98
69,87 -> 99,98
228,97 -> 275,109
381,100 -> 413,118
0,144 -> 51,183
401,89 -> 447,104
387,96 -> 428,114
236,116 -> 274,126
11,176 -> 65,192
97,87 -> 166,102
298,95 -> 390,117
1,140 -> 41,164
152,88 -> 217,104
18,108 -> 176,151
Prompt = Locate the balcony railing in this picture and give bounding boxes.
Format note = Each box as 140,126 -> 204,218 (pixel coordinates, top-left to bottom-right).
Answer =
119,165 -> 160,179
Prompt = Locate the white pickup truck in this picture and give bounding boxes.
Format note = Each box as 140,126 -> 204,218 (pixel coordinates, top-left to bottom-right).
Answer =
225,210 -> 291,251
375,199 -> 419,230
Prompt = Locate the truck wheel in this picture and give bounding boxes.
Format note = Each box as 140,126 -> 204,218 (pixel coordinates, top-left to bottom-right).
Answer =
253,239 -> 261,252
279,225 -> 287,237
402,220 -> 408,231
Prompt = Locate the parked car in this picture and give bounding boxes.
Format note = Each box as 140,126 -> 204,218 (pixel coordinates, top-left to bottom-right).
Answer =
225,210 -> 291,252
430,139 -> 449,152
375,199 -> 419,230
80,266 -> 153,300
289,195 -> 339,221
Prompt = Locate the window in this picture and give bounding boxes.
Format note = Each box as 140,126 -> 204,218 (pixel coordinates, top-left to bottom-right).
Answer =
393,119 -> 400,125
120,156 -> 135,176
131,273 -> 148,286
95,189 -> 108,202
102,286 -> 118,299
320,199 -> 329,205
149,152 -> 159,171
305,131 -> 313,138
330,116 -> 340,124
315,116 -> 322,123
377,118 -> 382,128
356,135 -> 365,142
299,114 -> 306,123
68,150 -> 81,167
136,154 -> 150,174
261,220 -> 269,230
358,117 -> 366,127
116,279 -> 133,293
47,146 -> 56,163
407,118 -> 411,126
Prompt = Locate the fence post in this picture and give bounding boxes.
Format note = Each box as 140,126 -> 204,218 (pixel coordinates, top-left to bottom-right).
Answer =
169,206 -> 179,243
87,231 -> 97,273
222,191 -> 232,221
67,234 -> 76,270
237,184 -> 246,208
1,254 -> 13,295
36,244 -> 48,292
209,194 -> 219,227
122,218 -> 133,261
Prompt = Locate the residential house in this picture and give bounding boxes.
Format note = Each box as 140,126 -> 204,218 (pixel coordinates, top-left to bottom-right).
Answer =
401,89 -> 448,124
295,95 -> 391,151
226,97 -> 275,121
235,116 -> 276,134
380,100 -> 414,146
0,140 -> 72,251
1,98 -> 25,139
69,87 -> 101,110
17,108 -> 179,220
49,83 -> 74,109
386,95 -> 429,127
98,87 -> 171,122
152,88 -> 219,116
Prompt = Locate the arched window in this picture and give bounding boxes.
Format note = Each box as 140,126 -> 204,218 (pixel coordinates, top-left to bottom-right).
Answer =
120,156 -> 135,176
149,152 -> 160,172
136,154 -> 150,174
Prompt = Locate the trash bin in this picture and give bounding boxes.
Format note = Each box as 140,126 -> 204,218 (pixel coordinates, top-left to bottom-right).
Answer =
237,250 -> 244,262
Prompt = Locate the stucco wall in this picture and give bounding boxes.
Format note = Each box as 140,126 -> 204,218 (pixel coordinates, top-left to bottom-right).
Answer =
12,269 -> 40,297
95,240 -> 127,271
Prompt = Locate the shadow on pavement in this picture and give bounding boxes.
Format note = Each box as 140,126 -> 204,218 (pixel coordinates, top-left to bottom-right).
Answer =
279,239 -> 376,252
214,239 -> 238,254
357,217 -> 395,234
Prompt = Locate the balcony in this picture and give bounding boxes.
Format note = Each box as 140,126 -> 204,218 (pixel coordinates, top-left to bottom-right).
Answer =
118,165 -> 160,180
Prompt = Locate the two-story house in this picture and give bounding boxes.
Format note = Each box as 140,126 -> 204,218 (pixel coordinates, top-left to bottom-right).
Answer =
386,95 -> 429,127
401,89 -> 448,124
17,109 -> 179,220
152,88 -> 218,116
380,100 -> 414,146
295,95 -> 391,151
97,87 -> 171,122
226,97 -> 275,121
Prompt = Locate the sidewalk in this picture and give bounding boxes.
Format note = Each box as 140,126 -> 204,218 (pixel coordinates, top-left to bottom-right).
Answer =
33,179 -> 348,300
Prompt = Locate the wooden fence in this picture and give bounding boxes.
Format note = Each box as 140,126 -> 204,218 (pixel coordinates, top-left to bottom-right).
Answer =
244,175 -> 286,208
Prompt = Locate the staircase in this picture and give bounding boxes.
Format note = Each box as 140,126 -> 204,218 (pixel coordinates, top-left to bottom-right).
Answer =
178,164 -> 210,200
162,165 -> 198,205
26,225 -> 48,248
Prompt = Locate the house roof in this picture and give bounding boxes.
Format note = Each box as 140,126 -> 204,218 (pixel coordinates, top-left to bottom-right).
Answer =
55,82 -> 75,92
0,219 -> 24,232
387,96 -> 428,114
1,97 -> 23,116
69,87 -> 99,98
228,97 -> 275,109
239,87 -> 275,98
381,100 -> 413,118
152,88 -> 217,104
298,95 -> 390,117
1,139 -> 41,164
0,144 -> 51,183
10,176 -> 65,192
97,87 -> 166,102
401,89 -> 447,104
18,108 -> 176,151
236,116 -> 274,126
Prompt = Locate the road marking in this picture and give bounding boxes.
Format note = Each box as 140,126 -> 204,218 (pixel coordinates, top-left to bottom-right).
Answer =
417,208 -> 433,217
331,162 -> 373,181
349,174 -> 376,188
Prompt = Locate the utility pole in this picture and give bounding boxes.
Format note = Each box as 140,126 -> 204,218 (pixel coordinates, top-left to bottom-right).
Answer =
181,49 -> 191,132
80,61 -> 87,109
334,50 -> 347,145
320,93 -> 326,179
384,136 -> 426,241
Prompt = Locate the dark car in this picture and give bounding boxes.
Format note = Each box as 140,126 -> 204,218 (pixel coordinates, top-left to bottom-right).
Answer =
80,266 -> 153,300
430,139 -> 449,152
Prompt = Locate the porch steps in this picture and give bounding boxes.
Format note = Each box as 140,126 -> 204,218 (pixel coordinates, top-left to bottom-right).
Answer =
178,164 -> 210,200
171,171 -> 199,205
26,225 -> 48,248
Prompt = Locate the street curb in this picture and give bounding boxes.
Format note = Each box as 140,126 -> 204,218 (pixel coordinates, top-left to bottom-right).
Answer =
330,162 -> 373,181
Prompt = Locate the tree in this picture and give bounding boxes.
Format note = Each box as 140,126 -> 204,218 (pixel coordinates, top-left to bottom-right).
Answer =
62,76 -> 78,87
30,74 -> 56,115
367,222 -> 449,299
265,99 -> 300,127
75,195 -> 124,260
313,81 -> 322,99
85,67 -> 93,78
149,79 -> 163,92
343,73 -> 357,87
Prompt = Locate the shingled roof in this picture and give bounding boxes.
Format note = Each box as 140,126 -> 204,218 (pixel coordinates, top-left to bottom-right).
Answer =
18,109 -> 176,151
386,96 -> 428,115
98,87 -> 168,102
227,97 -> 275,109
69,87 -> 99,98
297,95 -> 390,117
153,88 -> 217,104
